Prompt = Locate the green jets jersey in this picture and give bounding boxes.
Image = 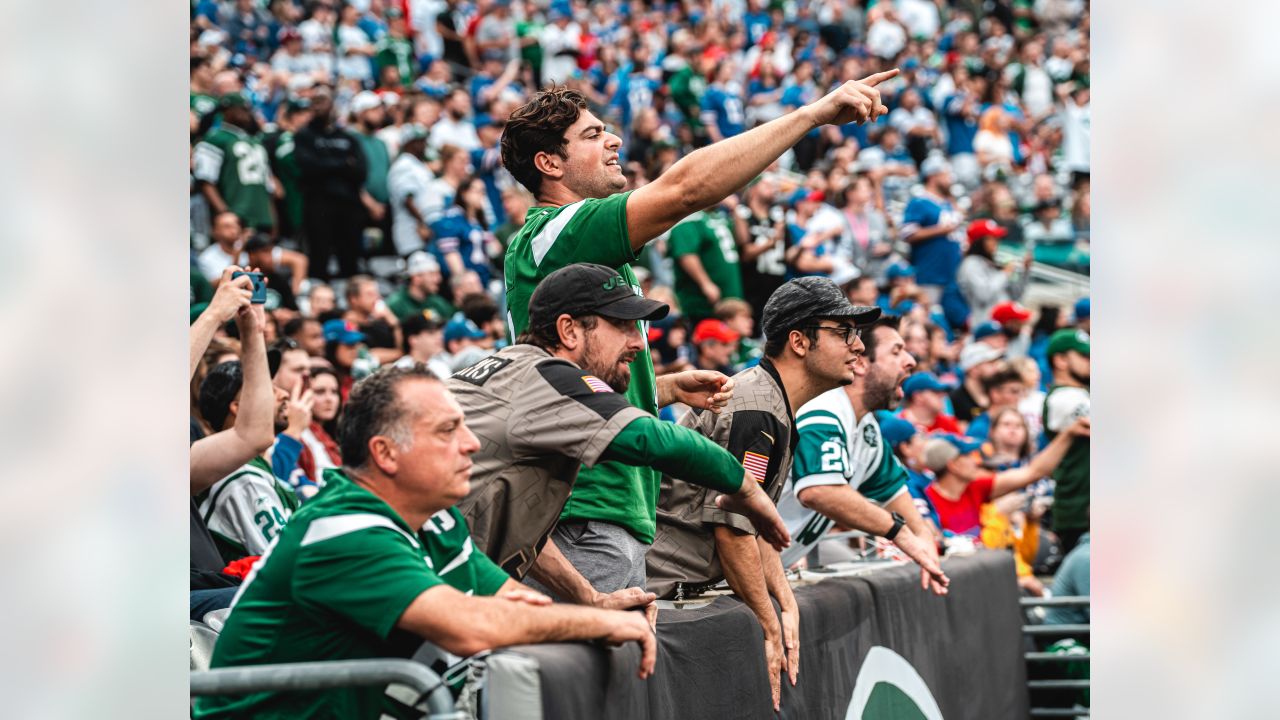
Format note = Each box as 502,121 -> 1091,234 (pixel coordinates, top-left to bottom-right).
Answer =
193,124 -> 275,230
669,208 -> 743,321
776,387 -> 909,567
191,92 -> 219,122
195,468 -> 509,720
264,129 -> 303,233
1044,385 -> 1090,532
504,191 -> 662,543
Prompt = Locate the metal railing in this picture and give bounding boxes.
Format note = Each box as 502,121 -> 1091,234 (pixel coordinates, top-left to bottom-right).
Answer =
1021,595 -> 1089,719
190,658 -> 465,720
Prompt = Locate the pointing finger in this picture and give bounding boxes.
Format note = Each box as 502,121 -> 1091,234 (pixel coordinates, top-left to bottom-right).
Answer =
859,68 -> 900,87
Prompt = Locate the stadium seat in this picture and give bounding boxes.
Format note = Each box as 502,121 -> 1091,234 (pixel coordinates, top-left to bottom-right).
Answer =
203,607 -> 231,633
190,621 -> 220,672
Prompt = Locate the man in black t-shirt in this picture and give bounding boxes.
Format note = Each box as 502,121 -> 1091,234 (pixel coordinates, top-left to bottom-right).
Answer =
733,178 -> 794,327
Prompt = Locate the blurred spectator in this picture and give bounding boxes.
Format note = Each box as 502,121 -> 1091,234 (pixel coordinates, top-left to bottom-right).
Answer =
307,281 -> 337,317
1058,83 -> 1091,187
442,317 -> 493,371
386,251 -> 456,322
373,7 -> 415,88
839,176 -> 892,277
1011,356 -> 1047,441
495,185 -> 534,251
733,177 -> 792,325
268,339 -> 317,493
243,234 -> 305,310
196,358 -> 299,560
714,299 -> 762,370
430,176 -> 501,291
348,92 -> 392,246
193,93 -> 276,235
336,3 -> 376,83
670,203 -> 742,325
957,219 -> 1029,323
422,143 -> 473,223
877,412 -> 941,534
691,319 -> 740,376
701,60 -> 747,143
899,372 -> 961,434
1043,328 -> 1091,554
992,300 -> 1034,359
1045,534 -> 1090,625
283,316 -> 325,357
457,292 -> 506,348
322,318 -> 368,400
983,407 -> 1036,471
952,342 -> 1005,425
262,98 -> 313,243
966,366 -> 1027,440
190,273 -> 275,617
539,0 -> 582,86
300,366 -> 343,479
343,274 -> 403,364
900,155 -> 963,305
294,89 -> 369,279
1073,296 -> 1091,334
386,124 -> 434,256
197,211 -> 247,284
429,89 -> 482,152
392,310 -> 452,379
922,417 -> 1088,539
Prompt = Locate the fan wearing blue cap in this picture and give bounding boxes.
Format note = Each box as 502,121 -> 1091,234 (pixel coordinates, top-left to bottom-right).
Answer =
899,372 -> 962,434
876,411 -> 942,532
773,314 -> 949,594
922,415 -> 1091,540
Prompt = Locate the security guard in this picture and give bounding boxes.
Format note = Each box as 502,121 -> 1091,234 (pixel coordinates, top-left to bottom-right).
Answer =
646,276 -> 880,713
446,263 -> 789,611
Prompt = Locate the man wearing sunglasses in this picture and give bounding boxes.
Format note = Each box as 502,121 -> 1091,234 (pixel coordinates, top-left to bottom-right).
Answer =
777,314 -> 950,595
648,276 -> 879,712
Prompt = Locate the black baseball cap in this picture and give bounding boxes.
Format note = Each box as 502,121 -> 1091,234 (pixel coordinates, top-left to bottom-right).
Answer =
761,276 -> 881,342
529,263 -> 669,328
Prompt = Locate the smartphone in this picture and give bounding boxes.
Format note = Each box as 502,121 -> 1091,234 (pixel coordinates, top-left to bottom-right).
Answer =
232,271 -> 268,304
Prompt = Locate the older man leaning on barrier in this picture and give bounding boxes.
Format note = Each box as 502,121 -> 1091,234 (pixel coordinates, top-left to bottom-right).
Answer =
194,366 -> 656,720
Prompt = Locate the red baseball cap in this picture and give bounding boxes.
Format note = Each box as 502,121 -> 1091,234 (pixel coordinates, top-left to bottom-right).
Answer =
692,319 -> 740,345
991,301 -> 1032,324
966,219 -> 1008,243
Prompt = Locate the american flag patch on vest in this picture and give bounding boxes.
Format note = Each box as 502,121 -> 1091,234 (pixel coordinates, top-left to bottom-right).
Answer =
581,375 -> 613,393
742,451 -> 770,482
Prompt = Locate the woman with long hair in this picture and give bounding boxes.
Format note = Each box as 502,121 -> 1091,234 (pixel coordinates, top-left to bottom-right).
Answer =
300,367 -> 343,489
429,174 -> 500,292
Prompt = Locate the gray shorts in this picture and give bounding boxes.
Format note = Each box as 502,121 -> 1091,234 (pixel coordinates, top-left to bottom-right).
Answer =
524,520 -> 648,600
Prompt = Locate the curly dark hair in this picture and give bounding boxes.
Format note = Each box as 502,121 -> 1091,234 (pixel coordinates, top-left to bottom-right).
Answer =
501,86 -> 588,196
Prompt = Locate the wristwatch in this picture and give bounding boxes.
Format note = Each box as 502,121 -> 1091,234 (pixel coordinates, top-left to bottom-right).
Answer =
883,511 -> 906,541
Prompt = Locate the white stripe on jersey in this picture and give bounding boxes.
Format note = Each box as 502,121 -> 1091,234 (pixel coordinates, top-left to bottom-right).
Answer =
192,142 -> 225,183
437,537 -> 475,576
301,513 -> 419,548
530,200 -> 585,266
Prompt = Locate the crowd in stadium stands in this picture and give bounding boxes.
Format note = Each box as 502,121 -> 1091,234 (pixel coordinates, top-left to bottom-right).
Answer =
190,0 -> 1089,712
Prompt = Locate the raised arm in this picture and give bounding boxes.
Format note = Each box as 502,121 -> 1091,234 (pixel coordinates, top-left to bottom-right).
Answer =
992,416 -> 1090,498
625,70 -> 898,248
190,302 -> 277,494
190,266 -> 254,380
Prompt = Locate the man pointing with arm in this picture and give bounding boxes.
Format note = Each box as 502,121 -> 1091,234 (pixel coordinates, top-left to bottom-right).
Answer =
500,70 -> 897,599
